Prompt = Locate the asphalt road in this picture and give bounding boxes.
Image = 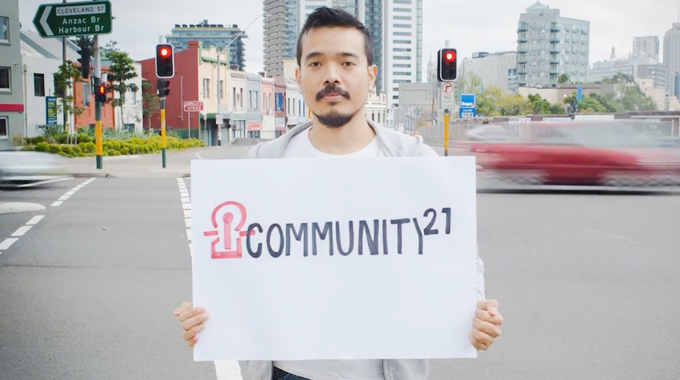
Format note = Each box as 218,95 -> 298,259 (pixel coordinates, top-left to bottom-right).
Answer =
1,146 -> 679,379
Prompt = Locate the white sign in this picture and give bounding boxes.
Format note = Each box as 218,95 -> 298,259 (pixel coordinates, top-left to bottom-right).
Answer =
216,115 -> 223,125
441,82 -> 455,110
184,101 -> 204,112
191,157 -> 479,361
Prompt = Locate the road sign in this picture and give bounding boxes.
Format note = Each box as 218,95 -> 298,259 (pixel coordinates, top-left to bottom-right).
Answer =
441,82 -> 455,109
459,93 -> 476,119
46,96 -> 57,125
33,1 -> 112,38
184,101 -> 204,112
216,115 -> 224,125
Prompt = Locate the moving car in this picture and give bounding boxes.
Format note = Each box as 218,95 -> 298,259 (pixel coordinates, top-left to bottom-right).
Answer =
0,151 -> 68,186
470,122 -> 680,186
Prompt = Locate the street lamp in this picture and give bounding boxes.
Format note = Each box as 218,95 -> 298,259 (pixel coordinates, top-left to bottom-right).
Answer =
216,13 -> 263,146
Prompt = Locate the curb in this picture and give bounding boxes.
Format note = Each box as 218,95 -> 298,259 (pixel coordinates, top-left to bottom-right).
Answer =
71,172 -> 116,178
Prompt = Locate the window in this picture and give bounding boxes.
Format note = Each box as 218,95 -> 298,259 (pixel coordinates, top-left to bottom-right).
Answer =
0,117 -> 7,139
393,7 -> 410,11
394,24 -> 411,28
34,74 -> 45,97
394,64 -> 411,68
393,47 -> 411,52
203,78 -> 210,98
0,16 -> 8,43
249,90 -> 252,109
394,16 -> 412,20
240,88 -> 243,108
233,87 -> 236,107
0,67 -> 9,90
255,91 -> 259,110
393,32 -> 412,36
394,40 -> 411,44
219,80 -> 224,100
82,83 -> 90,106
394,72 -> 412,76
393,0 -> 412,3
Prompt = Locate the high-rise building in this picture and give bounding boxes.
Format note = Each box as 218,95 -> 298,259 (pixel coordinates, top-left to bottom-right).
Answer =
458,51 -> 519,93
384,0 -> 423,108
263,0 -> 298,77
663,23 -> 680,98
166,21 -> 247,71
633,36 -> 660,61
516,2 -> 590,88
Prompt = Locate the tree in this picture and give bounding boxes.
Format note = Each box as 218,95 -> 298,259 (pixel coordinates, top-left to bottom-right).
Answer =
528,94 -> 552,115
105,43 -> 138,130
142,81 -> 160,129
558,74 -> 570,84
549,103 -> 567,115
577,97 -> 606,113
54,61 -> 86,134
588,93 -> 619,113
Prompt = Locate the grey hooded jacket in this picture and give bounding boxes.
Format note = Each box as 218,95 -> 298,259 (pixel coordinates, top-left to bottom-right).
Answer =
239,120 -> 486,380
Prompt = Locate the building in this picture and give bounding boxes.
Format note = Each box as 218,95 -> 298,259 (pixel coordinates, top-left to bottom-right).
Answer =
458,51 -> 519,94
516,2 -> 590,88
365,90 -> 387,125
260,75 -> 276,139
663,23 -> 680,98
263,0 -> 298,77
0,0 -> 24,149
246,73 -> 263,138
274,76 -> 287,136
633,36 -> 660,61
166,21 -> 247,71
285,78 -> 307,128
384,0 -> 423,108
589,55 -> 663,83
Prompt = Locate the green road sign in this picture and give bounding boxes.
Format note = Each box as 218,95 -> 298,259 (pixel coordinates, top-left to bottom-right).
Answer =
33,1 -> 112,38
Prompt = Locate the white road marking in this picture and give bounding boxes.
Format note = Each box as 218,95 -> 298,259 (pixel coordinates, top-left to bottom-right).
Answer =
51,178 -> 97,208
12,226 -> 33,237
574,225 -> 641,245
185,218 -> 192,228
16,176 -> 74,188
183,210 -> 191,218
186,228 -> 192,241
182,203 -> 191,210
26,215 -> 45,225
196,151 -> 204,160
181,197 -> 191,203
0,238 -> 19,251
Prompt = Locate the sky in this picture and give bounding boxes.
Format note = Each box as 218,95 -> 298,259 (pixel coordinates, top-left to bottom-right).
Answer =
17,0 -> 680,77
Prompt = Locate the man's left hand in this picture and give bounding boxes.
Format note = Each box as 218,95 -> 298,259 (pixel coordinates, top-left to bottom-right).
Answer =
469,299 -> 503,351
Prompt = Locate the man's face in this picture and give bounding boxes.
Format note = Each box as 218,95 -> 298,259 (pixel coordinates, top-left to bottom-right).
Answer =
296,27 -> 378,128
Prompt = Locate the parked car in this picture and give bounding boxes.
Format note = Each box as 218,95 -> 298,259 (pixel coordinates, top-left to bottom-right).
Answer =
0,151 -> 68,186
470,122 -> 680,186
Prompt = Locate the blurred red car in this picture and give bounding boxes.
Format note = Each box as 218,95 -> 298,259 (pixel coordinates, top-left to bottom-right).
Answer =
470,122 -> 680,186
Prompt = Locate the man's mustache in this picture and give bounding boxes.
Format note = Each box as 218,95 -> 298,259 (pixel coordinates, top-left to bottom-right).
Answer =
316,85 -> 350,101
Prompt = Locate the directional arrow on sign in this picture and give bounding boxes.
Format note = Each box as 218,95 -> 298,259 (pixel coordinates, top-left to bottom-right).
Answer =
33,1 -> 112,38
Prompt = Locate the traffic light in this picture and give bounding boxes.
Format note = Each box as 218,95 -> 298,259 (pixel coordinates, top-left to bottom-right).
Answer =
155,44 -> 175,78
77,45 -> 91,79
157,78 -> 170,97
438,48 -> 457,81
96,84 -> 107,103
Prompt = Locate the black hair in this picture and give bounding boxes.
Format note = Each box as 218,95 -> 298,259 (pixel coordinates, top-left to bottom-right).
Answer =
296,6 -> 374,67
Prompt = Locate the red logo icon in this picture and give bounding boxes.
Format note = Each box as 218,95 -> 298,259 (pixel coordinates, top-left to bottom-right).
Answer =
203,201 -> 254,259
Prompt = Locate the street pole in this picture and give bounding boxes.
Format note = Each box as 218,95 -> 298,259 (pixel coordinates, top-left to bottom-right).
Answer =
94,35 -> 103,169
444,109 -> 450,156
62,0 -> 67,135
160,83 -> 167,168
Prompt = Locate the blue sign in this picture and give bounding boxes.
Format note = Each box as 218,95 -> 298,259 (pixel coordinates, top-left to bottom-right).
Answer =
459,93 -> 476,119
46,96 -> 57,125
275,93 -> 285,112
576,86 -> 583,102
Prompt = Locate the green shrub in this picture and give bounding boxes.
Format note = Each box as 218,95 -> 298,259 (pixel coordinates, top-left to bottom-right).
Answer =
35,142 -> 49,152
76,133 -> 92,143
79,142 -> 95,154
48,145 -> 61,154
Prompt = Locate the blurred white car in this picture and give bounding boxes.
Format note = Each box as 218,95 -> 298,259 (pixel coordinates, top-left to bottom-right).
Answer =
0,151 -> 68,185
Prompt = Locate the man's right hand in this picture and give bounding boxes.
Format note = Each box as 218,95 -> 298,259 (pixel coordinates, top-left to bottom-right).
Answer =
173,301 -> 209,348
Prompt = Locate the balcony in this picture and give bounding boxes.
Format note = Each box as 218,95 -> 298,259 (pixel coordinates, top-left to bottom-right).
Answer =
518,55 -> 528,64
550,35 -> 560,43
518,23 -> 528,32
550,44 -> 560,54
517,68 -> 527,75
550,55 -> 560,64
550,65 -> 559,74
550,23 -> 561,32
518,44 -> 528,53
518,35 -> 529,43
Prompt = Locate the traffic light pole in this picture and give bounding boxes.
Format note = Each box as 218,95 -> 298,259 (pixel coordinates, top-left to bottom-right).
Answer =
443,109 -> 450,156
94,35 -> 103,169
161,91 -> 167,169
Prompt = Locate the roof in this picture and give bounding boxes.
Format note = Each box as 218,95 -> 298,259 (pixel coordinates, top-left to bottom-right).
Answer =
20,30 -> 79,61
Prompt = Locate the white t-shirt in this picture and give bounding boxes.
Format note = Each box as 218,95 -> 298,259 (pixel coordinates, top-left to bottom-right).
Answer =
276,127 -> 384,380
282,128 -> 383,159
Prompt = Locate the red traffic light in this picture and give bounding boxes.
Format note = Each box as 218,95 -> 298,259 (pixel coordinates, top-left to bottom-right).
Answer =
155,44 -> 175,78
97,85 -> 106,94
160,48 -> 170,57
445,52 -> 455,62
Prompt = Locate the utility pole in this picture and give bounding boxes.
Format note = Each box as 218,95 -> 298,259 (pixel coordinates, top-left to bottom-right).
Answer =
94,36 -> 103,169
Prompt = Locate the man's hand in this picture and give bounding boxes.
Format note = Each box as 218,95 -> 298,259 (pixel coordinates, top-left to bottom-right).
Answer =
173,301 -> 209,348
469,299 -> 503,351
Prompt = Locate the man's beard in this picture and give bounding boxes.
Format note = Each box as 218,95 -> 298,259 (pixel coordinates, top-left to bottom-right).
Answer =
313,108 -> 360,128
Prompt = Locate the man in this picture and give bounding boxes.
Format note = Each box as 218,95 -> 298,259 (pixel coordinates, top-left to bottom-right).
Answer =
174,7 -> 503,380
